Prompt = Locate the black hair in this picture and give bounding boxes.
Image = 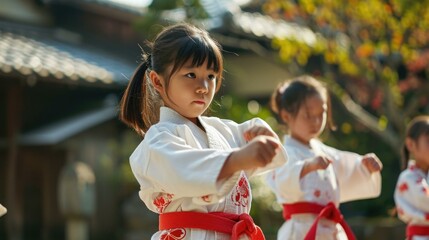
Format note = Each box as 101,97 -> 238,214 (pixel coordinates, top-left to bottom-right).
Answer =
270,75 -> 335,132
119,23 -> 223,136
401,115 -> 429,169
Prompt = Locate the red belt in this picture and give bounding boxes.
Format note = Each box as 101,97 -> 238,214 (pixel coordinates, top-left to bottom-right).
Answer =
283,202 -> 356,240
159,211 -> 265,240
407,225 -> 429,240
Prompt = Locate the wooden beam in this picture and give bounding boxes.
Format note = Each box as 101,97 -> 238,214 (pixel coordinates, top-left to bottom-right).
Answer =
6,84 -> 23,240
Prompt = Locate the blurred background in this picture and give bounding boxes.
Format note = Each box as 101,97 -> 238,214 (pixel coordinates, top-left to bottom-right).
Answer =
1,0 -> 428,239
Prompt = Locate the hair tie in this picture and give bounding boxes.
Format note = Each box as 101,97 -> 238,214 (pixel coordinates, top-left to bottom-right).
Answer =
278,83 -> 288,95
144,54 -> 152,69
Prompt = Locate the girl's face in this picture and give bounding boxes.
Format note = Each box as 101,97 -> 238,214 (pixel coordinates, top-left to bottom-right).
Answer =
407,134 -> 429,171
282,93 -> 327,145
152,59 -> 217,124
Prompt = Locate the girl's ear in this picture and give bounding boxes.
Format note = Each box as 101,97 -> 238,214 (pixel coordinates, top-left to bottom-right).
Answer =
149,71 -> 164,92
405,137 -> 415,153
280,109 -> 290,124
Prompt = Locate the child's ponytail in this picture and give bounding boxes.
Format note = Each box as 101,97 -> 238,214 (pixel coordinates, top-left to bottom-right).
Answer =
120,54 -> 161,136
270,82 -> 286,123
401,145 -> 410,170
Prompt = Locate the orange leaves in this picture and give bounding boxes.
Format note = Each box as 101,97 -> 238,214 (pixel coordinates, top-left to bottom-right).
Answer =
356,43 -> 375,58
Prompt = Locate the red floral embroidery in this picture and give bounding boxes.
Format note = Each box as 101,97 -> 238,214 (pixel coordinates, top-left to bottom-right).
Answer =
314,189 -> 321,198
272,172 -> 276,180
422,186 -> 429,196
425,213 -> 429,221
160,228 -> 186,240
416,177 -> 423,183
153,193 -> 174,213
231,176 -> 250,207
398,182 -> 409,193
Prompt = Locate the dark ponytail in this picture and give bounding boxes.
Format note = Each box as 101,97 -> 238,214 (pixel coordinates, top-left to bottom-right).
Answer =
270,81 -> 287,123
120,54 -> 161,136
401,145 -> 410,170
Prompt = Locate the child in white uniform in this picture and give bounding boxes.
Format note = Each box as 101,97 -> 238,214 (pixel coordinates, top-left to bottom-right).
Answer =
394,116 -> 429,240
119,23 -> 287,240
266,75 -> 382,240
0,204 -> 6,217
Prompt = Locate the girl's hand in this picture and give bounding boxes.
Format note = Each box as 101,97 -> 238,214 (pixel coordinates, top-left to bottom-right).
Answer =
235,135 -> 280,169
300,155 -> 332,178
217,136 -> 280,181
243,126 -> 278,141
362,153 -> 383,173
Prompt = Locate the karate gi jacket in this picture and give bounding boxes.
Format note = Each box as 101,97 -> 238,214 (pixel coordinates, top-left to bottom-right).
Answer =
130,107 -> 288,240
395,161 -> 429,240
266,136 -> 381,240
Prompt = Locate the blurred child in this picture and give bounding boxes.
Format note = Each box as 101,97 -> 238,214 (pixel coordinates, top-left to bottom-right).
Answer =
119,23 -> 287,240
266,75 -> 382,240
394,115 -> 429,240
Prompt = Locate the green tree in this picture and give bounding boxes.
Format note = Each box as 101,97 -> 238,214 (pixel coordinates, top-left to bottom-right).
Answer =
263,0 -> 429,156
133,0 -> 208,38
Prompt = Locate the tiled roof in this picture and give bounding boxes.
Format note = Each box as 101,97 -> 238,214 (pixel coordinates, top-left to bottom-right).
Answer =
231,12 -> 317,46
198,0 -> 318,46
43,0 -> 317,48
0,22 -> 134,86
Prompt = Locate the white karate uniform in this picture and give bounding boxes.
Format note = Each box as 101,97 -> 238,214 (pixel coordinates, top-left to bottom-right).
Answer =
394,161 -> 429,240
266,136 -> 381,240
130,107 -> 288,240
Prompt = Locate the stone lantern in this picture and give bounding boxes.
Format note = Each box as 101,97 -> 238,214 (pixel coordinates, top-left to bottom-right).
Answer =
58,161 -> 95,240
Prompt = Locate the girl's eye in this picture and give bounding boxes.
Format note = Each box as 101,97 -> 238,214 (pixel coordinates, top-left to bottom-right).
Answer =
208,74 -> 216,80
186,73 -> 196,78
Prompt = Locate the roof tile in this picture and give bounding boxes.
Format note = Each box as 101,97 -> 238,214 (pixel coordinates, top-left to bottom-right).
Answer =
0,26 -> 133,86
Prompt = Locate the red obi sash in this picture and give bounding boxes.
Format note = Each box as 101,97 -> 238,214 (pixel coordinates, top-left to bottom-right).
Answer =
159,211 -> 265,240
283,202 -> 356,240
407,225 -> 429,240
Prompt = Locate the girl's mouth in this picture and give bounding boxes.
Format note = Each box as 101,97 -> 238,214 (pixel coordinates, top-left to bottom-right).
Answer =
193,100 -> 205,105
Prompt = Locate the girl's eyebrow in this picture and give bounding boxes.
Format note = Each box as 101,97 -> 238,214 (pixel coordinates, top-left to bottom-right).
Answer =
181,65 -> 216,71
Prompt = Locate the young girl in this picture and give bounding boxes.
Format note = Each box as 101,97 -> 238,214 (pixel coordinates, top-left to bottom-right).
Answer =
119,23 -> 287,240
266,75 -> 383,240
394,116 -> 429,240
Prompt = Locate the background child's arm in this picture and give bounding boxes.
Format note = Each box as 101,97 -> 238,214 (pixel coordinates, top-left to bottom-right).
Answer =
327,147 -> 382,202
300,156 -> 332,178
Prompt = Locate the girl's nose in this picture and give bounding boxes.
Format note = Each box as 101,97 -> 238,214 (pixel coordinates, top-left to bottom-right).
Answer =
196,79 -> 209,94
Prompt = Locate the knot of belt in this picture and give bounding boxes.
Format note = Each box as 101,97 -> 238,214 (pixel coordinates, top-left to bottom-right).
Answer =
283,201 -> 356,240
228,213 -> 261,240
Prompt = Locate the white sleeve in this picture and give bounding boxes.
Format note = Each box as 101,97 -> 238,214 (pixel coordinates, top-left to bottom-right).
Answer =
131,128 -> 239,200
265,148 -> 305,203
222,117 -> 288,177
329,147 -> 381,202
394,171 -> 429,223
